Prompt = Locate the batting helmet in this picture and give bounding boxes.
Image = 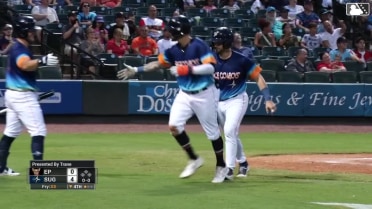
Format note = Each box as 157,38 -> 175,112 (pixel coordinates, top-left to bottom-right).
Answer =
167,15 -> 191,40
212,27 -> 234,49
13,16 -> 37,39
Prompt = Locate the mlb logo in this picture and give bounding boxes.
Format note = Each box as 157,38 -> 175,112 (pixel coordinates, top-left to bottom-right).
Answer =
346,3 -> 370,16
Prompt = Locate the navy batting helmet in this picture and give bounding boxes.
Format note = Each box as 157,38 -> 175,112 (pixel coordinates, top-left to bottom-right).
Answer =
212,27 -> 234,49
13,16 -> 37,39
167,15 -> 191,40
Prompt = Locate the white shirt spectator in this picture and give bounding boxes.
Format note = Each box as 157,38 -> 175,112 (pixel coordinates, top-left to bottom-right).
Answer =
320,28 -> 343,50
223,4 -> 240,14
139,17 -> 165,40
157,39 -> 177,54
301,34 -> 322,50
250,0 -> 265,14
284,4 -> 304,20
31,5 -> 59,26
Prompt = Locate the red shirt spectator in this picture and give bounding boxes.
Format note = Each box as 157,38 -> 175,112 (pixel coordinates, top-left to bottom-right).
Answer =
353,37 -> 372,63
96,0 -> 121,8
131,26 -> 158,56
316,52 -> 346,72
106,28 -> 129,57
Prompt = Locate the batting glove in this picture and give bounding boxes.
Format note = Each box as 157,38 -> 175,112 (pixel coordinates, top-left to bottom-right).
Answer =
39,53 -> 59,66
117,63 -> 137,80
169,65 -> 191,77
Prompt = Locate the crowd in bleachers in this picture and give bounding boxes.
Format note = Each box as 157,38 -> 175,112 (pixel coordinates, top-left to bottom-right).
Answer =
0,0 -> 372,82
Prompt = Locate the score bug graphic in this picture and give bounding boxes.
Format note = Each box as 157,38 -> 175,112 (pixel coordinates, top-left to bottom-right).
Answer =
346,3 -> 370,16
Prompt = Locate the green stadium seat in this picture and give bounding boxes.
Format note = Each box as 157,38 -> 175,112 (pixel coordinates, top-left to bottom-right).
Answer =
240,27 -> 260,39
256,9 -> 266,18
191,26 -> 212,39
145,0 -> 168,8
0,55 -> 8,68
359,71 -> 372,83
331,71 -> 358,83
38,66 -> 62,79
12,5 -> 33,15
304,71 -> 330,83
367,62 -> 372,71
111,7 -> 133,16
260,70 -> 276,82
124,0 -> 144,8
200,17 -> 223,29
0,67 -> 5,79
292,27 -> 306,37
224,18 -> 246,31
287,46 -> 307,57
342,61 -> 365,73
186,8 -> 208,18
210,8 -> 231,18
260,59 -> 285,71
90,6 -> 111,15
262,46 -> 287,58
136,7 -> 150,16
311,47 -> 329,58
233,9 -> 255,19
277,71 -> 304,82
162,7 -> 177,17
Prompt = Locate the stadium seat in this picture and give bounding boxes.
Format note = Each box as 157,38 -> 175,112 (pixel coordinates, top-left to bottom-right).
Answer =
90,6 -> 111,15
311,47 -> 329,58
162,7 -> 177,17
240,1 -> 253,8
359,71 -> 372,83
111,7 -> 133,16
136,7 -> 150,16
260,70 -> 276,82
62,5 -> 79,14
240,27 -> 260,39
233,9 -> 255,19
44,23 -> 63,33
367,62 -> 372,71
0,67 -> 5,79
292,28 -> 306,37
186,8 -> 208,18
200,17 -> 223,29
287,46 -> 307,57
304,71 -> 330,83
12,5 -> 33,15
256,9 -> 266,18
260,59 -> 285,71
38,66 -> 63,79
224,18 -> 246,31
191,26 -> 212,39
331,71 -> 358,83
121,56 -> 144,70
210,8 -> 231,18
262,46 -> 287,58
0,55 -> 7,68
277,71 -> 304,82
246,19 -> 258,27
145,0 -> 168,8
124,0 -> 144,8
342,61 -> 365,73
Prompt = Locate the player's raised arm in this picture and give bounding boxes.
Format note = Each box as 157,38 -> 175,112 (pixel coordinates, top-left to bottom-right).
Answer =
249,64 -> 277,113
117,56 -> 168,80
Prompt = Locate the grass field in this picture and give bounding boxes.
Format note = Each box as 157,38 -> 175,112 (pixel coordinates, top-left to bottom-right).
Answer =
1,132 -> 372,209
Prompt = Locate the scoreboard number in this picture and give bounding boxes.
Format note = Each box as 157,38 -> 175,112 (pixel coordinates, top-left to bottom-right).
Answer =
67,168 -> 78,183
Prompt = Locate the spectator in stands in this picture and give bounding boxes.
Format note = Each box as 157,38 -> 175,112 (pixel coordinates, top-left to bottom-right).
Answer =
278,23 -> 299,49
131,26 -> 158,57
80,26 -> 104,74
106,28 -> 130,57
92,15 -> 108,45
50,0 -> 73,6
157,28 -> 177,54
222,0 -> 240,14
7,0 -> 24,6
80,0 -> 96,6
25,0 -> 41,6
321,0 -> 332,9
353,37 -> 372,68
182,0 -> 196,11
276,7 -> 295,28
0,24 -> 14,55
366,14 -> 372,39
250,0 -> 268,15
126,13 -> 137,44
77,2 -> 97,26
295,0 -> 320,33
301,22 -> 322,51
266,6 -> 283,40
284,0 -> 304,20
108,12 -> 130,40
139,5 -> 165,41
316,51 -> 346,72
62,11 -> 85,57
31,0 -> 59,27
254,18 -> 276,49
232,32 -> 255,61
317,9 -> 333,33
96,0 -> 121,8
286,48 -> 315,73
320,19 -> 346,50
203,0 -> 217,13
329,36 -> 362,63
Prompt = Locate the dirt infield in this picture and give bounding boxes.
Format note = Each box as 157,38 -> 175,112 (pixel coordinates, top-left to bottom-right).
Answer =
2,122 -> 371,174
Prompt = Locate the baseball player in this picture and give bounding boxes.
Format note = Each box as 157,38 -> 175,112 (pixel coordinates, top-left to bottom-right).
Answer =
117,16 -> 229,183
212,27 -> 276,180
0,16 -> 59,176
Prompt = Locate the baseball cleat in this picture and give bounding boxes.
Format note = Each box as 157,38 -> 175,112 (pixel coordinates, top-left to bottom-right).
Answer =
211,166 -> 229,183
236,161 -> 250,178
179,157 -> 204,178
225,168 -> 234,181
0,167 -> 20,176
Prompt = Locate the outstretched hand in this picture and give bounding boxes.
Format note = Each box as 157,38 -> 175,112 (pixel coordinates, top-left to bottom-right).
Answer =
117,63 -> 137,80
265,100 -> 277,114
